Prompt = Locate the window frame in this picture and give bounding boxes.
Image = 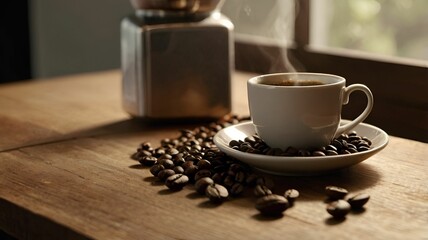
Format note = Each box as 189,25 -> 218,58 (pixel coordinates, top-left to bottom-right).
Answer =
234,0 -> 428,142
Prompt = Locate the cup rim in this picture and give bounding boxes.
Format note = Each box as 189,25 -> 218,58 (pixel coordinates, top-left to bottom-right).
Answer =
248,72 -> 346,88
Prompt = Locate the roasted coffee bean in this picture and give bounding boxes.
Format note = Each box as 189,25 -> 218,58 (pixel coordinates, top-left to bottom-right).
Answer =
331,139 -> 343,150
326,199 -> 351,219
184,165 -> 198,180
173,156 -> 186,166
256,176 -> 274,189
195,177 -> 214,194
139,150 -> 153,158
229,163 -> 243,173
154,148 -> 166,157
348,130 -> 357,136
140,141 -> 152,150
150,164 -> 165,177
230,183 -> 244,196
312,150 -> 326,156
245,173 -> 258,186
181,160 -> 195,170
348,135 -> 362,142
173,166 -> 184,174
362,137 -> 372,146
325,145 -> 338,152
212,172 -> 225,183
197,159 -> 212,170
158,169 -> 176,181
194,169 -> 212,182
167,148 -> 179,156
229,140 -> 240,147
205,184 -> 229,203
165,174 -> 189,190
254,184 -> 272,197
255,194 -> 289,216
158,154 -> 172,160
347,143 -> 357,151
235,171 -> 246,183
325,150 -> 338,156
297,149 -> 311,156
358,145 -> 370,152
347,193 -> 370,209
325,186 -> 348,200
139,156 -> 157,166
340,149 -> 352,154
284,189 -> 299,204
223,175 -> 235,188
161,159 -> 175,169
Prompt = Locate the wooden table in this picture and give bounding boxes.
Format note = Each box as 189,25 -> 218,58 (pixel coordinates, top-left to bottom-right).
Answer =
0,70 -> 427,240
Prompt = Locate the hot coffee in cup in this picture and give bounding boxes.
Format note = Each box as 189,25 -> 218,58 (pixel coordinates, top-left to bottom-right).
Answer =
247,73 -> 373,150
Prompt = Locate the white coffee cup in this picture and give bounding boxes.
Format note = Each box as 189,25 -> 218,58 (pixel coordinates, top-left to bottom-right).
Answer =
247,73 -> 373,150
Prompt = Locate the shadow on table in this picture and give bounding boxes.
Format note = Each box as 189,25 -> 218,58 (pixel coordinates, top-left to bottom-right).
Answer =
267,163 -> 381,201
1,117 -> 213,152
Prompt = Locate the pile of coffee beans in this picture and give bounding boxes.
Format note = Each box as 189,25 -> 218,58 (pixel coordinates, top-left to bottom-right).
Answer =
132,114 -> 371,218
324,185 -> 370,219
229,132 -> 372,157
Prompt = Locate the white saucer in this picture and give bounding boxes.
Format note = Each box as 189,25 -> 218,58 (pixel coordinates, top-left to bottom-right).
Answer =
213,121 -> 388,176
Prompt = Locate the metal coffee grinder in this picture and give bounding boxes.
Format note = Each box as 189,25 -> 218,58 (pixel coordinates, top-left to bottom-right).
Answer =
121,0 -> 233,119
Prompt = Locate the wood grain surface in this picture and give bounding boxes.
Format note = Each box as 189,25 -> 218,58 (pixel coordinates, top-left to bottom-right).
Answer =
0,71 -> 427,240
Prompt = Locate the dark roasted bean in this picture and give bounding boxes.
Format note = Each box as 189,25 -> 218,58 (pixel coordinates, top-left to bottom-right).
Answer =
139,156 -> 158,166
325,186 -> 348,200
194,169 -> 212,182
212,172 -> 226,183
285,147 -> 299,156
255,194 -> 289,216
347,193 -> 370,209
325,150 -> 338,156
348,130 -> 357,136
229,140 -> 240,147
223,175 -> 235,188
256,176 -> 274,189
195,177 -> 214,194
205,184 -> 229,203
167,148 -> 179,156
154,148 -> 166,157
158,169 -> 176,181
150,164 -> 165,177
181,161 -> 195,170
173,157 -> 186,166
340,149 -> 351,154
284,189 -> 299,204
173,166 -> 184,174
297,149 -> 311,156
312,150 -> 326,156
184,165 -> 198,180
245,173 -> 258,186
235,171 -> 246,183
327,200 -> 351,219
348,135 -> 362,142
165,174 -> 189,190
332,139 -> 343,150
197,159 -> 212,170
161,159 -> 175,169
326,145 -> 338,152
158,154 -> 172,160
254,184 -> 272,197
358,146 -> 370,152
230,183 -> 245,196
140,141 -> 152,150
362,137 -> 372,146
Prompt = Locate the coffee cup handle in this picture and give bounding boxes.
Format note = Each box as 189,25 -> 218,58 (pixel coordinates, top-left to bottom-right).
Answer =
335,84 -> 374,137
